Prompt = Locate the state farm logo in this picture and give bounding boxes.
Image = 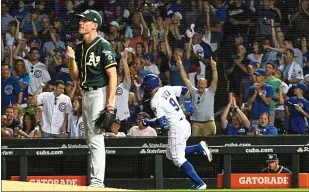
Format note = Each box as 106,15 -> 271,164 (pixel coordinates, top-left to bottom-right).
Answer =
238,176 -> 289,185
61,144 -> 88,148
140,149 -> 166,154
142,143 -> 167,148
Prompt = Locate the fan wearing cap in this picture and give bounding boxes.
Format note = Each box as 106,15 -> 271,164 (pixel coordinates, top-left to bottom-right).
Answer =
66,9 -> 117,188
261,154 -> 291,173
284,83 -> 309,134
248,69 -> 274,124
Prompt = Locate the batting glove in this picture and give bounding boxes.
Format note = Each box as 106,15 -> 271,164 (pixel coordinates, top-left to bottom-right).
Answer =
184,98 -> 194,116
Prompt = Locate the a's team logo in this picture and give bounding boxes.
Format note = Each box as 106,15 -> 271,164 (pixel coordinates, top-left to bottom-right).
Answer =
102,50 -> 114,61
58,103 -> 66,112
4,85 -> 13,94
86,52 -> 101,67
33,70 -> 42,78
79,122 -> 84,132
116,87 -> 123,95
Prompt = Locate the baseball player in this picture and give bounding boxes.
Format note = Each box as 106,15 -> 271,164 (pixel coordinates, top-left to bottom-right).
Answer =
140,74 -> 213,189
66,10 -> 117,187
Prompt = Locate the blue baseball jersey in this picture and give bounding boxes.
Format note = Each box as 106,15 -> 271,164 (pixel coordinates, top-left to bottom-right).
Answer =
284,96 -> 309,134
169,58 -> 191,86
225,124 -> 246,135
248,83 -> 274,120
16,74 -> 30,104
248,124 -> 278,135
1,76 -> 22,111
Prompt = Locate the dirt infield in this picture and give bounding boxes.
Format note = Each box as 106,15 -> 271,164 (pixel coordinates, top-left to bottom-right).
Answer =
2,181 -> 133,191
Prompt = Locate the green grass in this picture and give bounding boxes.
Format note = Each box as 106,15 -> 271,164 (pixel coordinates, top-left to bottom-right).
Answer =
144,189 -> 308,192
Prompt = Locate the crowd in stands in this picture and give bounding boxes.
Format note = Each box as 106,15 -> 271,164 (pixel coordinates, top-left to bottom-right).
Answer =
1,0 -> 309,138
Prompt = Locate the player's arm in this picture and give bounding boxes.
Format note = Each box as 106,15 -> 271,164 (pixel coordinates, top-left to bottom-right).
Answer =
175,55 -> 193,90
106,66 -> 117,109
66,46 -> 79,81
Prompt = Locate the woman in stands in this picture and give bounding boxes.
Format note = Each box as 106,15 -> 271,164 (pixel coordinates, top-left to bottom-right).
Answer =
16,112 -> 40,137
67,96 -> 84,138
247,113 -> 278,135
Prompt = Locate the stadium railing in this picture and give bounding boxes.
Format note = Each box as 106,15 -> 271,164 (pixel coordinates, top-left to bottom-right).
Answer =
1,136 -> 309,189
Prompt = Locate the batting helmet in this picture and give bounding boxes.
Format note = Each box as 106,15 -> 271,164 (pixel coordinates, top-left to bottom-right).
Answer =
141,74 -> 160,92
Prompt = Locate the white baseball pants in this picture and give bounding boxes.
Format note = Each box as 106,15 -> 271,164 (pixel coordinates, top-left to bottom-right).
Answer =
166,119 -> 191,167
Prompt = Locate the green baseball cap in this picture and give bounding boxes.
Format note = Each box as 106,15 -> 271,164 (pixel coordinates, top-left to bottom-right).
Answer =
76,9 -> 102,27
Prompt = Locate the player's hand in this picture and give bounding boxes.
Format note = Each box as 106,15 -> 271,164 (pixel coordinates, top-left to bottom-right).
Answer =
184,98 -> 194,116
66,46 -> 75,59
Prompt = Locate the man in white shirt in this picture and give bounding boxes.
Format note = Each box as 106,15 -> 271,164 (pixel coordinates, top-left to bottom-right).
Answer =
127,112 -> 157,137
33,80 -> 72,137
281,49 -> 304,85
14,47 -> 51,94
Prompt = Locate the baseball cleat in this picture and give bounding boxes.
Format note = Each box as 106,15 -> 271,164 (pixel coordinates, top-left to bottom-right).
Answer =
190,183 -> 207,190
200,141 -> 213,162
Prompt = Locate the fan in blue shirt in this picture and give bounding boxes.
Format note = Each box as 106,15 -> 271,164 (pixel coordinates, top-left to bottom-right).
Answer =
248,69 -> 274,121
221,93 -> 251,135
248,113 -> 278,135
284,83 -> 309,134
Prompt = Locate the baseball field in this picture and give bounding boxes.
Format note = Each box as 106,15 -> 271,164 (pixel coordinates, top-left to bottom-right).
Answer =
2,181 -> 308,192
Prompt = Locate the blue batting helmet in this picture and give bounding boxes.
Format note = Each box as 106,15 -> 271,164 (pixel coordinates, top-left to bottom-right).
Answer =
141,74 -> 160,92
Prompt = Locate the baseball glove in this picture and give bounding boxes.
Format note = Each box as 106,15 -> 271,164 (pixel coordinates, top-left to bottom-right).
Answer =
94,108 -> 117,131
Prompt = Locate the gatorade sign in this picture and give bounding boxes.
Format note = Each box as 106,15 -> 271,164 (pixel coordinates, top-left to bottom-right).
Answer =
217,173 -> 309,189
11,176 -> 87,186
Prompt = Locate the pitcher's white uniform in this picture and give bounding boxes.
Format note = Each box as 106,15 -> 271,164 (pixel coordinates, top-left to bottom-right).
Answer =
151,86 -> 191,167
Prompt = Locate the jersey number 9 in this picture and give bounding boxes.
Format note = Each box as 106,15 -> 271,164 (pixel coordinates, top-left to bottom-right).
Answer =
169,98 -> 180,111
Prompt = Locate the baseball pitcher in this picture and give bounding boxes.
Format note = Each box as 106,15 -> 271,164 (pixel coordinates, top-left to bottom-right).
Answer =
66,9 -> 117,187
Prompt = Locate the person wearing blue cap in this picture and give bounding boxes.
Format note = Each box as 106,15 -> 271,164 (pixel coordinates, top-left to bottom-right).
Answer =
284,83 -> 309,134
248,69 -> 274,124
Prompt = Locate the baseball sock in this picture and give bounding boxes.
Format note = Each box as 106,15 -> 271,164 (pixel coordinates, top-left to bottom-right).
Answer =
185,144 -> 204,155
180,161 -> 204,185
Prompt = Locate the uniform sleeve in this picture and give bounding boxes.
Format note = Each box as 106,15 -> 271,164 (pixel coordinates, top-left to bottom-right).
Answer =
42,68 -> 51,83
151,98 -> 165,119
37,92 -> 46,106
170,86 -> 183,97
102,42 -> 117,69
266,85 -> 274,98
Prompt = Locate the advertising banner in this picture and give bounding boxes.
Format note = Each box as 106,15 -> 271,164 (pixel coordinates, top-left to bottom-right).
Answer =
11,176 -> 87,186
